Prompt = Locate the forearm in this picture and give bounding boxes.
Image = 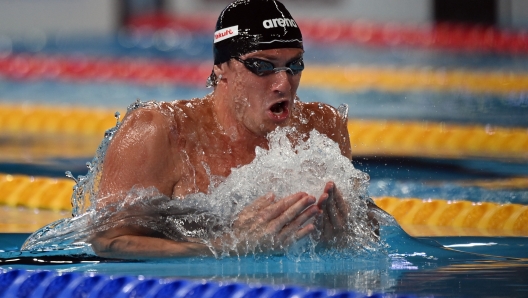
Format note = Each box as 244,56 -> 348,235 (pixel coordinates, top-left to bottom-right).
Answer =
91,234 -> 214,259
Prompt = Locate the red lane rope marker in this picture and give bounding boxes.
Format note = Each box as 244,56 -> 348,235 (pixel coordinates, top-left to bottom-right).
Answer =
299,21 -> 528,54
2,54 -> 528,95
128,14 -> 528,54
0,54 -> 211,86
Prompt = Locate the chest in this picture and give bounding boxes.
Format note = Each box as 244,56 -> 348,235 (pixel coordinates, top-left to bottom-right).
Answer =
171,132 -> 257,197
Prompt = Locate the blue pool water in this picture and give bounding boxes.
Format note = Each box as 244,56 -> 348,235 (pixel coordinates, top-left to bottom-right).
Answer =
2,227 -> 528,297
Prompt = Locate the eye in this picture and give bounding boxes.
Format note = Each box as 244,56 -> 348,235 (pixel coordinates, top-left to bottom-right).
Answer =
288,58 -> 304,74
252,59 -> 274,73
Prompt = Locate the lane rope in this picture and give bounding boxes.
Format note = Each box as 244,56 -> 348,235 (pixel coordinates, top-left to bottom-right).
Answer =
1,104 -> 527,160
1,54 -> 528,94
0,269 -> 404,298
347,119 -> 528,160
129,14 -> 528,54
0,174 -> 526,235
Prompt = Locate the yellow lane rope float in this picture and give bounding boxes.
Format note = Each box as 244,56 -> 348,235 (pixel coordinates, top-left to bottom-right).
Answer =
0,174 -> 74,211
0,174 -> 527,236
1,104 -> 527,160
375,197 -> 528,237
0,104 -> 120,137
347,120 -> 528,160
303,66 -> 528,94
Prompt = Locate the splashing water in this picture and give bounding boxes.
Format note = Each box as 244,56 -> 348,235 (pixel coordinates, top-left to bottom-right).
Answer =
22,100 -> 393,259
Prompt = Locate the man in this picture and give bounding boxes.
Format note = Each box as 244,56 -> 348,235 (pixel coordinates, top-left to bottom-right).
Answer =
90,0 -> 374,258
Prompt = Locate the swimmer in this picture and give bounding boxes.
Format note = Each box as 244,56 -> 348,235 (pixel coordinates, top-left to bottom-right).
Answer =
90,0 -> 379,259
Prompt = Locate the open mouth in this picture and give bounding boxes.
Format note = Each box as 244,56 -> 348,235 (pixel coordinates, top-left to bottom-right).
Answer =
269,100 -> 289,117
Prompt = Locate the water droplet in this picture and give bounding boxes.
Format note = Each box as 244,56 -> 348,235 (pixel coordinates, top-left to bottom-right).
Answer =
337,103 -> 349,120
65,171 -> 78,183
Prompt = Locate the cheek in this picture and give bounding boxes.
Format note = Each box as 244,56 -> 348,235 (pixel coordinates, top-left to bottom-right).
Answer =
231,80 -> 250,107
231,73 -> 266,108
291,75 -> 301,92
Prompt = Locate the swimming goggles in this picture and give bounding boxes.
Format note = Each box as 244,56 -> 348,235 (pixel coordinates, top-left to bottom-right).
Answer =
233,56 -> 304,76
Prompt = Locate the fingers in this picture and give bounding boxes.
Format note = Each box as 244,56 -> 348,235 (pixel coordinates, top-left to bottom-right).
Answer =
332,186 -> 349,216
269,194 -> 316,232
277,205 -> 320,242
317,192 -> 329,209
326,192 -> 342,228
263,192 -> 309,221
292,223 -> 316,243
318,181 -> 336,209
319,182 -> 339,227
234,193 -> 275,226
319,182 -> 351,238
251,192 -> 276,210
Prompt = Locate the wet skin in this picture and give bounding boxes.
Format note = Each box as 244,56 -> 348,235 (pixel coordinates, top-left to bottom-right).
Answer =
91,48 -> 355,259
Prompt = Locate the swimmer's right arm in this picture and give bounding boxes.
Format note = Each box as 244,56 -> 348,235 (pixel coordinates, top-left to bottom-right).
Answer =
89,107 -> 187,257
97,107 -> 179,201
90,192 -> 320,259
90,226 -> 215,258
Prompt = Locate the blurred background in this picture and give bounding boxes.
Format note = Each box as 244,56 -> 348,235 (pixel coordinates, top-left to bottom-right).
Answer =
0,0 -> 527,234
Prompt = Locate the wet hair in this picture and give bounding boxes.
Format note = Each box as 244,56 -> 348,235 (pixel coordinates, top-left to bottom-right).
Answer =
206,0 -> 303,87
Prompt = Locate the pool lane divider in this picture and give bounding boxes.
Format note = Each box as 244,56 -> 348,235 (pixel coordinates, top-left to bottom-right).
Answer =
0,269 -> 416,298
347,119 -> 528,160
129,14 -> 528,54
0,174 -> 74,211
1,173 -> 527,236
304,65 -> 528,95
1,104 -> 527,160
2,54 -> 528,95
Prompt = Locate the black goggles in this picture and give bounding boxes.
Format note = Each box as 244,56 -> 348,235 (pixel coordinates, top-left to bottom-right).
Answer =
233,57 -> 304,76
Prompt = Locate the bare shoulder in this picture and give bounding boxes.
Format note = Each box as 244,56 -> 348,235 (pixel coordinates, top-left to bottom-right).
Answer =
111,102 -> 176,154
299,101 -> 345,124
170,98 -> 213,122
295,101 -> 352,159
121,101 -> 175,131
99,102 -> 180,198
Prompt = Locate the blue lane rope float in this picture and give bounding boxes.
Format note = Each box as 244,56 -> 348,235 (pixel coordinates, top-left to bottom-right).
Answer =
0,269 -> 415,298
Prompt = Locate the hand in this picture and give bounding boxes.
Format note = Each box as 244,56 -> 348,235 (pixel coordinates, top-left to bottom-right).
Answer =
316,181 -> 350,248
214,192 -> 320,255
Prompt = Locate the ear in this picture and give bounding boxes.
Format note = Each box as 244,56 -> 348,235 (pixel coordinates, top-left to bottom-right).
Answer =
213,63 -> 228,83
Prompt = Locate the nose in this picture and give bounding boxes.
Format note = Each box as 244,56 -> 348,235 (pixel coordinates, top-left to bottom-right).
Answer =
273,67 -> 294,75
271,69 -> 292,95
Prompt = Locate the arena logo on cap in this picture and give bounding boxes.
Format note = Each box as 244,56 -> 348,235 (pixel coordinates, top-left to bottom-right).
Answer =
214,25 -> 239,43
262,18 -> 298,29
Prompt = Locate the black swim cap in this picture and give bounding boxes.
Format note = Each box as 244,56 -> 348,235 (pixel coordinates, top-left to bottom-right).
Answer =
207,0 -> 303,86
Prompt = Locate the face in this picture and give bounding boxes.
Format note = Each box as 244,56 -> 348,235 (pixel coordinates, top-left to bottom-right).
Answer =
221,48 -> 304,137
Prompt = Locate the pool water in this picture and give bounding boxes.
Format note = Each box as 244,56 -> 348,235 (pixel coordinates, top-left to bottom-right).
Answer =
2,227 -> 528,297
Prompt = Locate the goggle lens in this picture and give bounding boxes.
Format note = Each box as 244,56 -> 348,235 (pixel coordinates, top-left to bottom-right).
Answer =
235,57 -> 304,76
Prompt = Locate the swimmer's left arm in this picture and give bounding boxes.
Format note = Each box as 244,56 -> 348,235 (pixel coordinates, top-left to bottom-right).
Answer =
316,181 -> 349,247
